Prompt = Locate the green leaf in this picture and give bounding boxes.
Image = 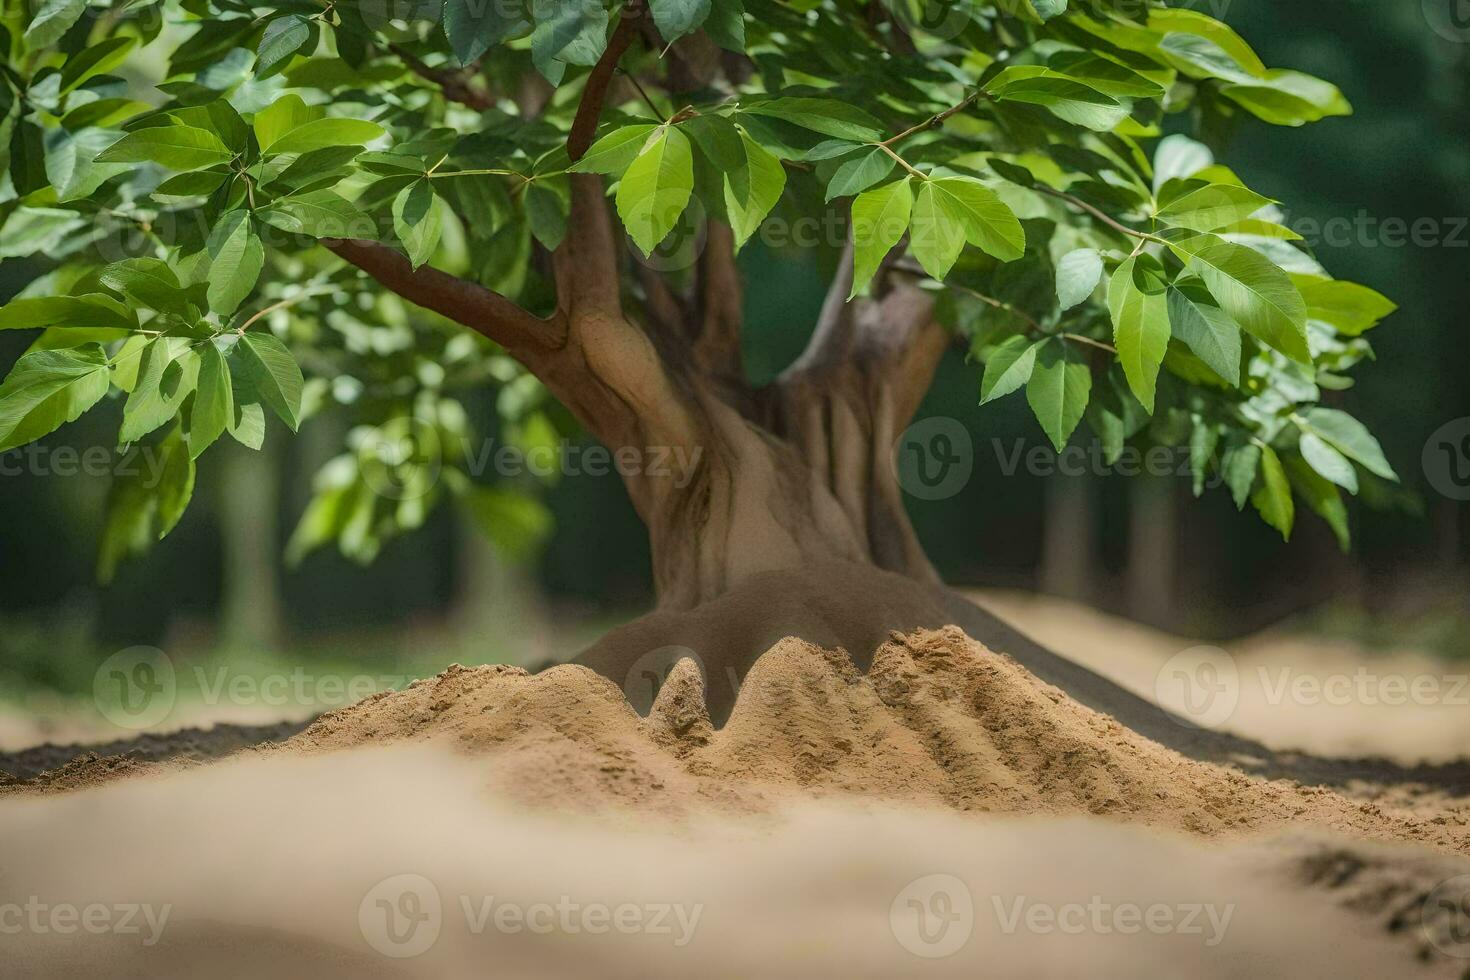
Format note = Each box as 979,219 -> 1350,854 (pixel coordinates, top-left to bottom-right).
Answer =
154,424 -> 197,539
849,179 -> 913,298
189,343 -> 233,458
232,334 -> 304,431
741,98 -> 885,142
908,179 -> 968,280
980,335 -> 1040,404
723,130 -> 785,248
253,95 -> 321,152
825,147 -> 895,202
0,295 -> 138,333
571,124 -> 658,176
46,127 -> 130,202
925,177 -> 1025,262
263,118 -> 385,156
0,346 -> 111,452
1298,407 -> 1396,481
1153,134 -> 1214,192
259,190 -> 372,239
1188,417 -> 1220,497
1026,0 -> 1067,20
257,14 -> 312,76
462,486 -> 554,560
394,180 -> 444,269
60,36 -> 135,92
99,259 -> 189,316
1284,454 -> 1350,552
206,210 -> 265,315
1220,436 -> 1261,510
525,181 -> 568,250
682,112 -> 743,164
1297,431 -> 1358,494
1165,278 -> 1241,385
98,422 -> 197,581
96,125 -> 234,171
989,75 -> 1129,132
228,372 -> 267,450
153,170 -> 231,201
120,339 -> 200,445
1026,338 -> 1091,452
1155,179 -> 1273,232
529,0 -> 608,77
1251,444 -> 1294,539
1107,255 -> 1170,413
24,0 -> 86,49
1086,366 -> 1148,464
1048,51 -> 1164,99
1289,275 -> 1397,336
443,0 -> 527,64
705,0 -> 745,51
1055,248 -> 1103,310
1157,33 -> 1260,85
649,0 -> 712,39
1221,70 -> 1350,127
1186,237 -> 1309,363
616,126 -> 695,256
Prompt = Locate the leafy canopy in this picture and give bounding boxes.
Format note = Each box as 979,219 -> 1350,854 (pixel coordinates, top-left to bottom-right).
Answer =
0,0 -> 1399,578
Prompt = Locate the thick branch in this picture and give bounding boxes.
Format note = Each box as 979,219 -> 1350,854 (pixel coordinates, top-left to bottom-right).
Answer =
323,239 -> 565,357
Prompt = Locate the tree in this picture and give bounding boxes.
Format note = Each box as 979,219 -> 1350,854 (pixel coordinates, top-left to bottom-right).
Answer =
0,1 -> 1401,630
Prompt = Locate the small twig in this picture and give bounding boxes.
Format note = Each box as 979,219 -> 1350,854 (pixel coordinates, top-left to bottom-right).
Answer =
877,142 -> 926,180
620,68 -> 664,119
1034,184 -> 1166,245
882,91 -> 982,147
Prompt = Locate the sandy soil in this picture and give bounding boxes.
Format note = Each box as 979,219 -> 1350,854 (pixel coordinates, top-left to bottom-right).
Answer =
4,624 -> 1470,977
977,590 -> 1470,765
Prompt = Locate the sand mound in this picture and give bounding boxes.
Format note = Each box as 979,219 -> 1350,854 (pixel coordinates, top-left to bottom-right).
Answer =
281,626 -> 1468,852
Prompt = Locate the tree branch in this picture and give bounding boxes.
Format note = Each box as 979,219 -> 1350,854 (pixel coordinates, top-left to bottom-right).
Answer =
692,221 -> 745,383
568,0 -> 647,161
388,43 -> 495,111
322,239 -> 565,357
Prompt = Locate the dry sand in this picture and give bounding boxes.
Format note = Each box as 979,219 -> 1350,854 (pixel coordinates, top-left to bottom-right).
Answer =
978,590 -> 1470,765
4,626 -> 1470,977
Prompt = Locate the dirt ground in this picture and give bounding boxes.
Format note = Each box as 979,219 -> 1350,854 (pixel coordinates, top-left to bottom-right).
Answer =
3,593 -> 1469,977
